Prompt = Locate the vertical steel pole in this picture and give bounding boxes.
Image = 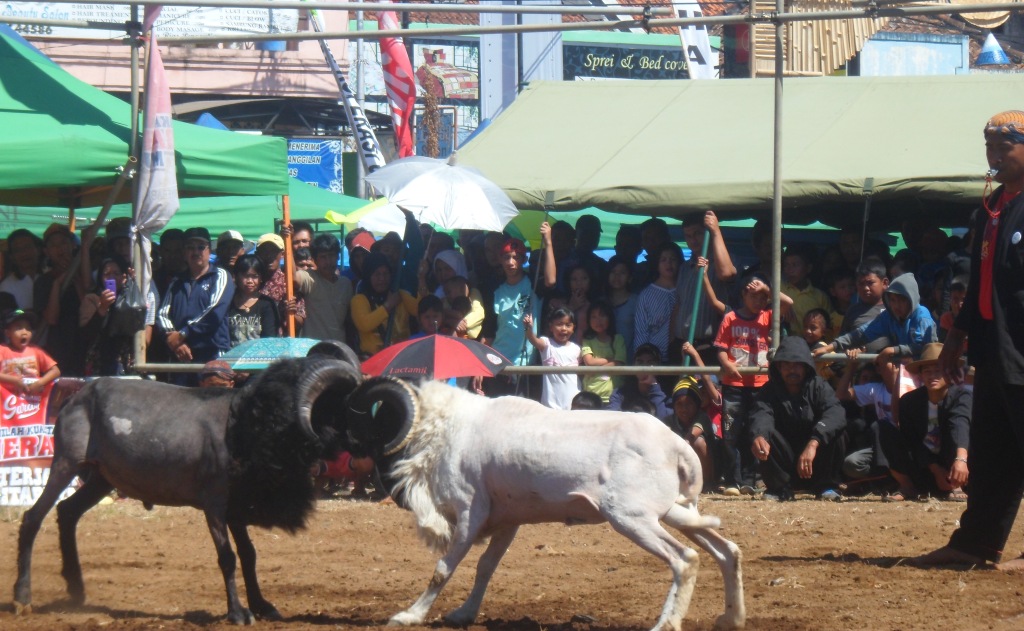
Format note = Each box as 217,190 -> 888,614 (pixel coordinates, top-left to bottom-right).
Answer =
770,0 -> 784,351
356,0 -> 367,197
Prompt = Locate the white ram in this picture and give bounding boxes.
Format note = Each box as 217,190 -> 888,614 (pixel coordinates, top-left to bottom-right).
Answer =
345,378 -> 745,631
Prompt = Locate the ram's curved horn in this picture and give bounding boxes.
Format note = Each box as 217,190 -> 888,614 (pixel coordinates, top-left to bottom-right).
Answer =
306,339 -> 362,368
346,377 -> 420,457
296,359 -> 362,441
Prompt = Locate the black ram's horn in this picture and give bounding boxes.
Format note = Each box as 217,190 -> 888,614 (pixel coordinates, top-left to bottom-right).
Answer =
346,377 -> 420,457
306,339 -> 362,367
296,359 -> 362,441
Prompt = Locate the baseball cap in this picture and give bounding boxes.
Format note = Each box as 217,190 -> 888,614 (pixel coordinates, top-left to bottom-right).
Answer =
3,308 -> 38,329
256,233 -> 285,251
217,230 -> 255,252
183,227 -> 211,244
348,231 -> 376,254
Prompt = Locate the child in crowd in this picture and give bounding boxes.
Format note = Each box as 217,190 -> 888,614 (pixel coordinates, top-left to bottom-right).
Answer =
580,301 -> 627,404
715,273 -> 793,495
697,255 -> 729,316
607,343 -> 670,418
802,308 -> 835,381
0,310 -> 60,397
824,268 -> 856,339
633,242 -> 682,361
780,244 -> 832,335
413,294 -> 445,337
524,307 -> 581,410
294,246 -> 315,271
939,276 -> 968,346
442,275 -> 484,339
606,256 -> 637,362
571,391 -> 604,410
834,349 -> 895,485
879,343 -> 971,502
665,377 -> 721,492
814,272 -> 937,364
566,265 -> 594,345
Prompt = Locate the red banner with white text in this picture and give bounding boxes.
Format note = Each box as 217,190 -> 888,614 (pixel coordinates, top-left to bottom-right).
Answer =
0,379 -> 83,506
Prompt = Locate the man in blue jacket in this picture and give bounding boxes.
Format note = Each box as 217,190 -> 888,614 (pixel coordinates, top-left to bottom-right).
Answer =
157,227 -> 235,385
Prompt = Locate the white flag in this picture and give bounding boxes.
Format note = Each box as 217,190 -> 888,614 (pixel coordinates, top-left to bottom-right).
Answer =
676,2 -> 717,80
135,5 -> 179,298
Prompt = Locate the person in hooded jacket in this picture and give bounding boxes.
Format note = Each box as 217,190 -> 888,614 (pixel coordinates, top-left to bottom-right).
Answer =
350,252 -> 421,357
750,336 -> 848,501
813,272 -> 937,364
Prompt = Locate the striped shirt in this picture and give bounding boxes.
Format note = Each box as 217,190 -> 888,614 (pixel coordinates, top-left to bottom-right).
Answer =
634,283 -> 677,360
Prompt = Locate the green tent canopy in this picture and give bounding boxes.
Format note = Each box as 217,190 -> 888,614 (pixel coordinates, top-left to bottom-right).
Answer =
457,77 -> 1024,229
0,30 -> 288,208
1,177 -> 370,241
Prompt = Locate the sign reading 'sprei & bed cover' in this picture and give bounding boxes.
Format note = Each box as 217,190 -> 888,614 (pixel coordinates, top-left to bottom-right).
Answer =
0,380 -> 82,506
2,3 -> 298,39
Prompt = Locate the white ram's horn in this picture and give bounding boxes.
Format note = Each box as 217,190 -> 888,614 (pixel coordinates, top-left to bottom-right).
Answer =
382,378 -> 421,457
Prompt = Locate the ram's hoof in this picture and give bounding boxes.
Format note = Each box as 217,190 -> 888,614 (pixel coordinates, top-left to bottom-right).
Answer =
443,607 -> 477,626
227,607 -> 255,625
388,611 -> 423,626
13,601 -> 32,616
713,613 -> 745,630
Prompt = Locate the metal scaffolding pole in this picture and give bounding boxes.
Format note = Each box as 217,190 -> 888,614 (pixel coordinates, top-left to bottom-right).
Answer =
6,3 -> 1024,45
12,0 -> 675,16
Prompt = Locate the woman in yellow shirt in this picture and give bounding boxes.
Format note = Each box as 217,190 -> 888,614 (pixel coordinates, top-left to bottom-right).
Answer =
350,253 -> 421,356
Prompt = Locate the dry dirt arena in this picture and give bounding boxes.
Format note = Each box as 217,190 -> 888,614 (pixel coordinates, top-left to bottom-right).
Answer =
1,494 -> 1023,631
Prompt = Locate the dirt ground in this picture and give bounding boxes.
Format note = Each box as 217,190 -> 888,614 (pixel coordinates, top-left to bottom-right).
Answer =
0,494 -> 1023,631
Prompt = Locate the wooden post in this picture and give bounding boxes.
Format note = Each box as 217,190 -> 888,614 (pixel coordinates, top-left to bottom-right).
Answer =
282,195 -> 296,337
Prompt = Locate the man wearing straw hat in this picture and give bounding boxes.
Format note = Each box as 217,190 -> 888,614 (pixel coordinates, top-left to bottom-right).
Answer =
915,111 -> 1024,569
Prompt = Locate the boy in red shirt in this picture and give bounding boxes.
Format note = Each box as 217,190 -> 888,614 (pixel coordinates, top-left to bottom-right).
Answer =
0,309 -> 60,396
715,273 -> 792,495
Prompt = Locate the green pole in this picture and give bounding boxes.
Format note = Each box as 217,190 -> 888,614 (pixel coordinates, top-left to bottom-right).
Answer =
684,230 -> 712,367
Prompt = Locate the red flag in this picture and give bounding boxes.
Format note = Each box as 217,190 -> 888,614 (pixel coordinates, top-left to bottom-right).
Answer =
378,10 -> 417,158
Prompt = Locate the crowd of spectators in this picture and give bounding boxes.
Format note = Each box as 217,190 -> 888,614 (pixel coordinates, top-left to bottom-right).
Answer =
0,208 -> 973,501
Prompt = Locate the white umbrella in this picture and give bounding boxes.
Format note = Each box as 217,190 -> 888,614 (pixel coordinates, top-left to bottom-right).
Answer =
365,153 -> 519,231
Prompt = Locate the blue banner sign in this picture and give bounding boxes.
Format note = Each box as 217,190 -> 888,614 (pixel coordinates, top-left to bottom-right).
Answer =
287,138 -> 344,192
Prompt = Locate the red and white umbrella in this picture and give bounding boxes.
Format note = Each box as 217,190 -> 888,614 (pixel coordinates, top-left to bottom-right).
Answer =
362,335 -> 511,380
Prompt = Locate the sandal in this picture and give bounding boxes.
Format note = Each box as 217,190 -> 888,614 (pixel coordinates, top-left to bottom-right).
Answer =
944,489 -> 968,502
883,490 -> 916,502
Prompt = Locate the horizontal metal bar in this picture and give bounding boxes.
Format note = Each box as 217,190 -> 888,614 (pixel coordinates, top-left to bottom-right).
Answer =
650,2 -> 1024,28
26,0 -> 674,16
8,3 -> 1024,44
135,353 -> 877,376
157,18 -> 642,44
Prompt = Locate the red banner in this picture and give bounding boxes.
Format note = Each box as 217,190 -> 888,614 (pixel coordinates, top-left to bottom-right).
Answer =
0,379 -> 83,506
379,9 -> 417,158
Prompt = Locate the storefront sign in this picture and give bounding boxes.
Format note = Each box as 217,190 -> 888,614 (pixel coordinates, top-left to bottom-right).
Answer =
2,3 -> 298,39
563,44 -> 689,80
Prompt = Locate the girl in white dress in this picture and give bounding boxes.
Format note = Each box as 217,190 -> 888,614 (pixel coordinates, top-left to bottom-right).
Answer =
523,306 -> 581,410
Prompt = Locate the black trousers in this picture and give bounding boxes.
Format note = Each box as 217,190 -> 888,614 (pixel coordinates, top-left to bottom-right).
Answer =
758,427 -> 847,494
948,366 -> 1024,562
